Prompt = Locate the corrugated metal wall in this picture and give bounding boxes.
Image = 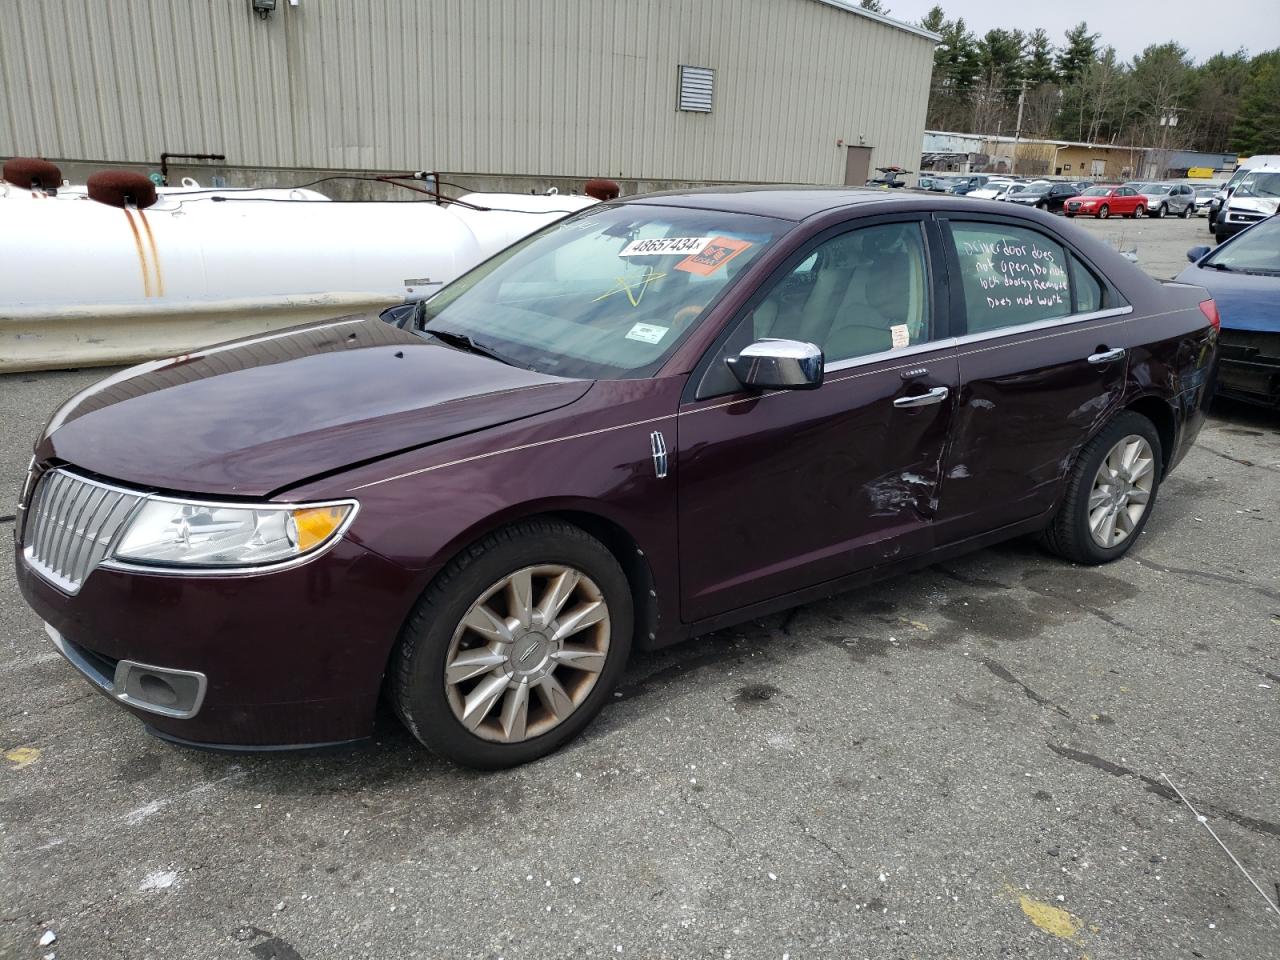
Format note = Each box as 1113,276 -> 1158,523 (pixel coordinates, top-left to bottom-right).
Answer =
1,0 -> 935,184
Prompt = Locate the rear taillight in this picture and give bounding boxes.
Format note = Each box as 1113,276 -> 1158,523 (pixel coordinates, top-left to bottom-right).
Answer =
1198,299 -> 1221,331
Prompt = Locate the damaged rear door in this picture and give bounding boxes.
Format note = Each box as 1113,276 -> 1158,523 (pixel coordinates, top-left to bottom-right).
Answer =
933,216 -> 1130,544
676,215 -> 959,623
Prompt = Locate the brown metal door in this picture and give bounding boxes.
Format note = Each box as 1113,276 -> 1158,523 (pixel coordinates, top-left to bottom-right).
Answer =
844,146 -> 872,185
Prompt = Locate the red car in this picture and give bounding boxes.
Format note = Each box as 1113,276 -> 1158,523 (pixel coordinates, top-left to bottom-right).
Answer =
1064,185 -> 1147,219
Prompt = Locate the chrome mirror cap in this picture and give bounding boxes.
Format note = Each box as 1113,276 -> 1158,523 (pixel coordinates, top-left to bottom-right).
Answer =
725,338 -> 824,391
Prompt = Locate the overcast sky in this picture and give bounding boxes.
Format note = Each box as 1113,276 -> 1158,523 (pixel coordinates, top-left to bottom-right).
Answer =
878,0 -> 1280,62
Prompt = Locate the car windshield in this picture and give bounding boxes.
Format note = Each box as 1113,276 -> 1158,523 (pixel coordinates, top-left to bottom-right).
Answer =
418,204 -> 786,379
1234,171 -> 1280,199
1022,184 -> 1050,195
1195,187 -> 1217,196
1204,217 -> 1280,275
1145,184 -> 1171,194
1082,187 -> 1111,197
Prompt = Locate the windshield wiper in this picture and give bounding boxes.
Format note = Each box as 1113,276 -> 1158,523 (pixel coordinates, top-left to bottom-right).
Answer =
1201,262 -> 1234,272
426,328 -> 514,366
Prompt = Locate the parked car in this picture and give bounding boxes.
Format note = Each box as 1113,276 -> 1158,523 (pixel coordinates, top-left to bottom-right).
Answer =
1005,182 -> 1081,213
16,188 -> 1218,768
966,178 -> 1019,200
1215,165 -> 1280,242
1064,185 -> 1147,219
1133,182 -> 1197,218
1178,216 -> 1280,407
1212,155 -> 1280,237
1193,184 -> 1221,216
947,175 -> 990,195
927,177 -> 957,193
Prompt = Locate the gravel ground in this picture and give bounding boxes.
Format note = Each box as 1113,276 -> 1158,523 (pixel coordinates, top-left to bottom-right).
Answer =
2,215 -> 1277,960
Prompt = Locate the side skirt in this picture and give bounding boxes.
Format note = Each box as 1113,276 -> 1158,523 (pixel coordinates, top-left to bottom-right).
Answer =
669,511 -> 1053,645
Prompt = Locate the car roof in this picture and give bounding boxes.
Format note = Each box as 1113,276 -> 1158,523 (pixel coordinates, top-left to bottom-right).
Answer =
619,185 -> 921,221
617,185 -> 1099,224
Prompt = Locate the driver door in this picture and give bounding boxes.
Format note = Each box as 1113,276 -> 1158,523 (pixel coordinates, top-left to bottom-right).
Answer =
676,217 -> 959,623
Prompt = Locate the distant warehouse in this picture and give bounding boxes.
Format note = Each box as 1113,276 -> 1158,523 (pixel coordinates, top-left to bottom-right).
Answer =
1,0 -> 938,195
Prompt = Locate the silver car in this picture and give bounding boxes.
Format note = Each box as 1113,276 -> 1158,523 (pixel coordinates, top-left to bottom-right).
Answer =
1135,182 -> 1197,218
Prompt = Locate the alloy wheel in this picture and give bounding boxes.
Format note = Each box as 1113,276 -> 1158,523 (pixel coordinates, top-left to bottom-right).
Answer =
1098,205 -> 1110,219
443,564 -> 611,743
1088,435 -> 1155,549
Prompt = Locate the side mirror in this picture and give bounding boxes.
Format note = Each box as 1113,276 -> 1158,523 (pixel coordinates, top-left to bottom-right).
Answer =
726,339 -> 824,391
1186,245 -> 1210,263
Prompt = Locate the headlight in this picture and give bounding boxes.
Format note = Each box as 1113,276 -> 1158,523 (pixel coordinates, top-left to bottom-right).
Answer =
112,498 -> 356,568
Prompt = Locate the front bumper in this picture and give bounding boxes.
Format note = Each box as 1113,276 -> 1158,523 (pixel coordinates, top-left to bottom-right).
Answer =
1216,329 -> 1280,407
15,530 -> 421,748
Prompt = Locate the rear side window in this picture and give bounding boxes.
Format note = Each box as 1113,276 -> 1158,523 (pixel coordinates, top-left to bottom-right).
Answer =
1069,254 -> 1105,313
949,223 -> 1071,334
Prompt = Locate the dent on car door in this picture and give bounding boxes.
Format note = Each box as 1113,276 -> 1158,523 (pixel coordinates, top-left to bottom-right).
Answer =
934,219 -> 1131,544
675,218 -> 959,623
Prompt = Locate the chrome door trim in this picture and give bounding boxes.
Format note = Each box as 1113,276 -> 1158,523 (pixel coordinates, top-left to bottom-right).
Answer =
824,337 -> 955,374
951,305 -> 1134,349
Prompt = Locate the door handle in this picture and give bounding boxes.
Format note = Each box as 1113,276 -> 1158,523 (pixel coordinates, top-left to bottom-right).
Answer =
1087,347 -> 1125,364
893,386 -> 949,408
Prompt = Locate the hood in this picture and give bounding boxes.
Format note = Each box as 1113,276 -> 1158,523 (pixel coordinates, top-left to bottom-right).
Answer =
1175,265 -> 1280,334
1229,197 -> 1280,216
41,314 -> 592,497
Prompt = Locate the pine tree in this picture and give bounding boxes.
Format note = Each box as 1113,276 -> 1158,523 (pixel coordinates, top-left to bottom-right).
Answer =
1025,29 -> 1058,87
1230,51 -> 1280,154
1056,22 -> 1098,87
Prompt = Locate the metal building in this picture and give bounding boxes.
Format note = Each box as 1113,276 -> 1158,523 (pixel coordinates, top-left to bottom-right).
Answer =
1,0 -> 937,192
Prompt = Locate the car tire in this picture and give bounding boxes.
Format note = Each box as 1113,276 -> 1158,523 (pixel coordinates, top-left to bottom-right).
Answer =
1041,411 -> 1162,566
389,518 -> 634,769
1133,204 -> 1145,218
1097,205 -> 1110,219
1180,203 -> 1192,219
1154,204 -> 1166,218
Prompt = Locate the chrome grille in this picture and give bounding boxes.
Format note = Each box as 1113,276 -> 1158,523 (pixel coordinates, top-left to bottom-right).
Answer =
23,470 -> 144,594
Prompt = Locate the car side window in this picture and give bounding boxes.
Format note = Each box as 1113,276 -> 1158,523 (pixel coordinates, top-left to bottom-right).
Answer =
695,221 -> 933,398
1068,254 -> 1105,313
747,221 -> 932,366
949,222 -> 1071,334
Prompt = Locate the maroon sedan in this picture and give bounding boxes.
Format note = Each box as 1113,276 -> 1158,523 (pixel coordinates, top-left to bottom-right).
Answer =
16,189 -> 1218,768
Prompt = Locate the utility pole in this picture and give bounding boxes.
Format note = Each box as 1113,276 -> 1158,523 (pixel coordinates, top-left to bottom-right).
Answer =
1012,79 -> 1027,176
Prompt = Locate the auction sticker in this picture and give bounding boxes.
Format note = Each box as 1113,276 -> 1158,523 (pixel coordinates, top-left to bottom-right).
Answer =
675,236 -> 753,276
890,324 -> 910,349
625,322 -> 669,344
619,237 -> 711,257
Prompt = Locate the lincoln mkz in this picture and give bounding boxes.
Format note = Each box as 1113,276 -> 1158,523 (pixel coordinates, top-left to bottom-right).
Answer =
16,188 -> 1219,767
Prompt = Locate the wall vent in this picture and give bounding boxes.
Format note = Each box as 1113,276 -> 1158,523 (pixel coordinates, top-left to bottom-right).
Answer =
677,65 -> 714,113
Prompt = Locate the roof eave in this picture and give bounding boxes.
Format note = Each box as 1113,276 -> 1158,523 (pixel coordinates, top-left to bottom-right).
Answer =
811,0 -> 942,43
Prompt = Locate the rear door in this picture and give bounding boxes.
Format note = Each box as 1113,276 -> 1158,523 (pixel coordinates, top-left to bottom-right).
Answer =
677,216 -> 958,622
933,216 -> 1131,544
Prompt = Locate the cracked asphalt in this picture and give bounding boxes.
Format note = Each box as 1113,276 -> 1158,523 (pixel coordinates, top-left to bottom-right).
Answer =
2,216 -> 1278,959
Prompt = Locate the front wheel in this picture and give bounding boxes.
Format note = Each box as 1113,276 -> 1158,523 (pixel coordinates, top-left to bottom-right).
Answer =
389,519 -> 634,769
1153,204 -> 1166,218
1041,412 -> 1162,565
1097,204 -> 1110,219
1133,204 -> 1146,218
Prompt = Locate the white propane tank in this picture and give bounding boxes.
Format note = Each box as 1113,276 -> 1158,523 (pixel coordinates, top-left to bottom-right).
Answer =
0,187 -> 597,371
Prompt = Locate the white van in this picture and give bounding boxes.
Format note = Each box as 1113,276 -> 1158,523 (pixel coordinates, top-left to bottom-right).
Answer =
1214,155 -> 1280,242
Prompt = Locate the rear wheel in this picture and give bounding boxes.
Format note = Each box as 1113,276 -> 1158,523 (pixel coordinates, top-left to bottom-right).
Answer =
1042,412 -> 1162,565
1180,203 -> 1192,219
1097,204 -> 1110,219
389,519 -> 633,769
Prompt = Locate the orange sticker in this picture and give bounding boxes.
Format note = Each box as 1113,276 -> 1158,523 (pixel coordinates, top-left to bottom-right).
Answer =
674,236 -> 753,276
